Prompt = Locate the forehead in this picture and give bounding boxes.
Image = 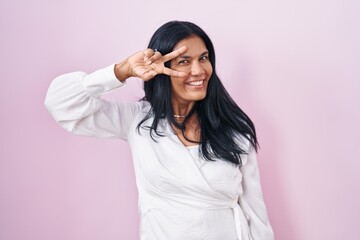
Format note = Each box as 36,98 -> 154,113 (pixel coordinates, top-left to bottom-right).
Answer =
173,36 -> 208,54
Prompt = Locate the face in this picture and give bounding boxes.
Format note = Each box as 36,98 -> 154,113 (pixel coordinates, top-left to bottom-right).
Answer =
170,36 -> 213,106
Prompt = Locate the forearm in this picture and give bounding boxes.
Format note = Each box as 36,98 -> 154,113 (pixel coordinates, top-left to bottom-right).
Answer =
44,65 -> 140,139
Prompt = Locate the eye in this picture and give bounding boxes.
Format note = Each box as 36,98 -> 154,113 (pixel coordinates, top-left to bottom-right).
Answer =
199,55 -> 209,62
178,59 -> 190,65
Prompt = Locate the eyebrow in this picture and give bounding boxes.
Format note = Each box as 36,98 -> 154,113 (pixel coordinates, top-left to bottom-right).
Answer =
178,51 -> 209,59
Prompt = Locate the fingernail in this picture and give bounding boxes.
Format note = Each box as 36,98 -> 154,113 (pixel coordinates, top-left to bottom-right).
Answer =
146,60 -> 152,65
144,56 -> 149,61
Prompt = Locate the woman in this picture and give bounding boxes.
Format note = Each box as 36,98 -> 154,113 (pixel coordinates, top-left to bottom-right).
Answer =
45,20 -> 274,240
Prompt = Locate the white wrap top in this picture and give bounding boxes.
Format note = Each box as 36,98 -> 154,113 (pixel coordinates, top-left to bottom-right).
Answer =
44,65 -> 274,240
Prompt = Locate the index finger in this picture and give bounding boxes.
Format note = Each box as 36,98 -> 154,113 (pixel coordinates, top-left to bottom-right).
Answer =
161,46 -> 188,62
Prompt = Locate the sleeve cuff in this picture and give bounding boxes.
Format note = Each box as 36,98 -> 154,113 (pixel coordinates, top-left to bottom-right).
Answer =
82,64 -> 126,98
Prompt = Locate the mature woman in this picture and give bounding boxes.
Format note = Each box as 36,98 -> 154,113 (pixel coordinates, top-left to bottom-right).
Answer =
45,21 -> 274,240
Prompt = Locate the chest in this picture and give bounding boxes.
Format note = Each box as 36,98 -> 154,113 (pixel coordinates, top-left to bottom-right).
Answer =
128,126 -> 243,198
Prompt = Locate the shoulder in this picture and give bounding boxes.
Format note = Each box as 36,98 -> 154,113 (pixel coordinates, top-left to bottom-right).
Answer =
115,100 -> 150,112
235,134 -> 256,167
235,134 -> 252,153
140,100 -> 151,112
128,100 -> 151,123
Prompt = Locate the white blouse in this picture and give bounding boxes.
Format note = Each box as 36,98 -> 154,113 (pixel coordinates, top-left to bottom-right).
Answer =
44,64 -> 274,240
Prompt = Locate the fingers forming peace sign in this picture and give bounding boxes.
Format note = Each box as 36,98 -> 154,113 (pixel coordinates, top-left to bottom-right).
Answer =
125,46 -> 188,81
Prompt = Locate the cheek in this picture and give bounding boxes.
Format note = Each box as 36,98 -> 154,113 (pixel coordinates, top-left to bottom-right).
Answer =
206,64 -> 213,76
170,77 -> 186,92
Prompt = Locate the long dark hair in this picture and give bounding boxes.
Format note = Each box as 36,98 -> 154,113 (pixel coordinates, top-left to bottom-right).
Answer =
137,20 -> 258,166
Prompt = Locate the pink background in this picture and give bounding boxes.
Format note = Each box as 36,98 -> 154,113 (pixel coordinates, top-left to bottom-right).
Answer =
1,0 -> 359,239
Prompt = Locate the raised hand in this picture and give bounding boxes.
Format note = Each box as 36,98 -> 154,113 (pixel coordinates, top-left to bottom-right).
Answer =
115,46 -> 188,82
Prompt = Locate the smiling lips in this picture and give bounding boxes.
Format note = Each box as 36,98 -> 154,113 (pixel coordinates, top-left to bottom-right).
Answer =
186,80 -> 205,87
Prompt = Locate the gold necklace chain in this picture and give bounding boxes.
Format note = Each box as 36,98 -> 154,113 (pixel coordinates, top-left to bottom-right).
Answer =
174,114 -> 187,118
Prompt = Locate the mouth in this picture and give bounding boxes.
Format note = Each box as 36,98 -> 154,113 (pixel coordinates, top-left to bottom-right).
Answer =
185,80 -> 205,87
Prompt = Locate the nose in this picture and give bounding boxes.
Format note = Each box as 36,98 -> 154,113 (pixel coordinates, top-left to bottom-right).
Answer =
190,61 -> 205,76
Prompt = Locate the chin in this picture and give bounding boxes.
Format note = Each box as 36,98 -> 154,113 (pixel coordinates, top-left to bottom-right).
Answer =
189,92 -> 207,102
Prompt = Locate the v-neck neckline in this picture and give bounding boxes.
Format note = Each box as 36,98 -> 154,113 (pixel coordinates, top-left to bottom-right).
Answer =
160,119 -> 200,148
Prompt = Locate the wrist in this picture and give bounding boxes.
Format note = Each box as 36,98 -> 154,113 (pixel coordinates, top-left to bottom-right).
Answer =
114,60 -> 131,82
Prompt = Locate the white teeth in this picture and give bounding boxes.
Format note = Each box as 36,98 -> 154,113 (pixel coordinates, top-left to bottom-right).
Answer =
187,80 -> 204,86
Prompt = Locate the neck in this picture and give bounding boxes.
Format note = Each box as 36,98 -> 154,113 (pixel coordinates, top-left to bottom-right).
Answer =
172,101 -> 195,119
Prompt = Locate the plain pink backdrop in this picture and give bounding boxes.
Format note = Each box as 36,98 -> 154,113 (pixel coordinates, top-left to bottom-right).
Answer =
1,0 -> 359,239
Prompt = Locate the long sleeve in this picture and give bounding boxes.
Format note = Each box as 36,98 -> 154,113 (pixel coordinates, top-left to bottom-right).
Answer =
44,64 -> 143,140
239,147 -> 275,240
